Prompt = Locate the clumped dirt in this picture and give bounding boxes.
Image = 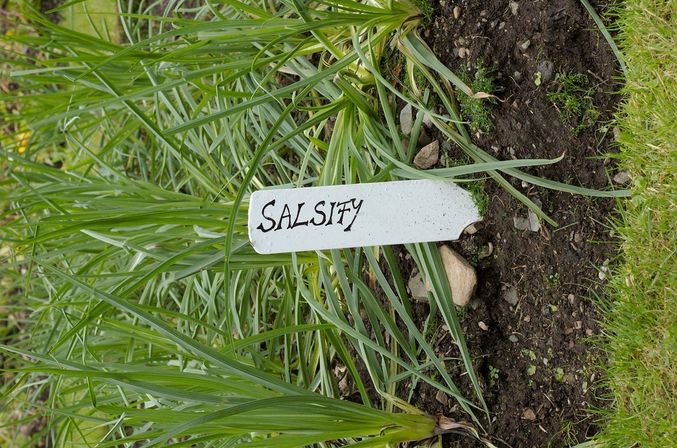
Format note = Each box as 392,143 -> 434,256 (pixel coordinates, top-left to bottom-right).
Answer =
401,0 -> 623,446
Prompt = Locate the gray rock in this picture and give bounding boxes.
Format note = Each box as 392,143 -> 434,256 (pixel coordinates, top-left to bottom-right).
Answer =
503,286 -> 518,306
514,211 -> 540,232
509,1 -> 519,15
613,171 -> 631,185
399,104 -> 413,135
527,209 -> 541,232
520,40 -> 531,51
513,216 -> 531,231
439,245 -> 477,307
414,140 -> 439,169
537,60 -> 554,84
509,335 -> 519,343
408,272 -> 431,301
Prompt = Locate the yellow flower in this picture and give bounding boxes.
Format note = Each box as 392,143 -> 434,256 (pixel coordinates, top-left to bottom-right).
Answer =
16,131 -> 30,154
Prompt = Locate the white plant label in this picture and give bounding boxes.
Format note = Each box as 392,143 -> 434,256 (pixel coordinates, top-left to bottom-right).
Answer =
248,179 -> 481,254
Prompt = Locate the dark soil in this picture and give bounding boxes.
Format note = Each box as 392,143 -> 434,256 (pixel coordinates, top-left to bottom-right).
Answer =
402,0 -> 623,446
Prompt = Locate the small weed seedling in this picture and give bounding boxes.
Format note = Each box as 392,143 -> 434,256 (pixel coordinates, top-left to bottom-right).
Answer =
458,62 -> 497,133
488,365 -> 500,387
547,73 -> 601,135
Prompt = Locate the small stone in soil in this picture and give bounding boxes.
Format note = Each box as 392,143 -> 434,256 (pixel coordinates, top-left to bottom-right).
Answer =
513,216 -> 530,231
408,272 -> 430,302
439,245 -> 477,307
509,335 -> 519,343
522,408 -> 536,421
435,390 -> 449,406
464,223 -> 479,235
413,140 -> 439,169
399,104 -> 413,135
503,286 -> 519,306
478,321 -> 489,331
613,171 -> 632,185
458,47 -> 469,58
453,6 -> 461,19
537,60 -> 554,84
598,267 -> 608,280
509,1 -> 519,15
520,40 -> 531,50
527,209 -> 541,232
513,211 -> 540,232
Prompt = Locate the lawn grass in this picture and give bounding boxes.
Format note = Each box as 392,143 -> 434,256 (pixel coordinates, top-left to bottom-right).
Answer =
593,1 -> 676,446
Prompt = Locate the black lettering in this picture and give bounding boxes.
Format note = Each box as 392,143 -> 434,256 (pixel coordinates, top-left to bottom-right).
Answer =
291,202 -> 309,228
276,204 -> 293,230
325,201 -> 336,225
310,201 -> 327,226
256,199 -> 277,233
335,199 -> 353,224
344,198 -> 363,232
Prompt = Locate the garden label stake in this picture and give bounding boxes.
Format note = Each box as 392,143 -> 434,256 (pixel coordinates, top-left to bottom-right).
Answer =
248,180 -> 481,254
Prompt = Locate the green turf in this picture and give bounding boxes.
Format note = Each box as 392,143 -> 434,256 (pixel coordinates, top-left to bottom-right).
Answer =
593,1 -> 676,446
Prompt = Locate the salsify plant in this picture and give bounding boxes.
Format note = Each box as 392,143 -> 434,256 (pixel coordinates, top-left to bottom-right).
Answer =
0,1 -> 626,447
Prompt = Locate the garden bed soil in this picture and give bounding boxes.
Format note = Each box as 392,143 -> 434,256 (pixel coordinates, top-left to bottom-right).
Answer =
403,0 -> 622,446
